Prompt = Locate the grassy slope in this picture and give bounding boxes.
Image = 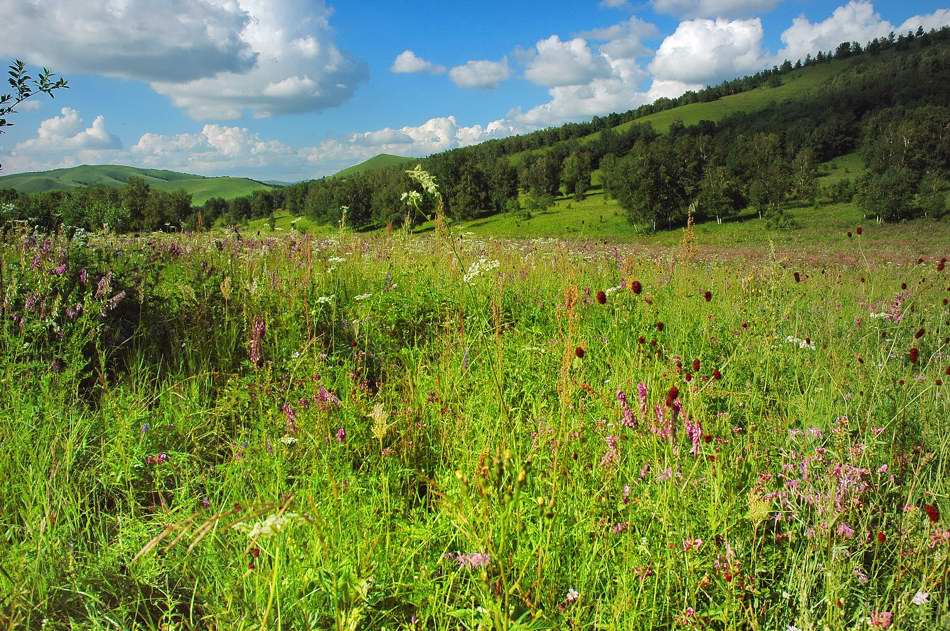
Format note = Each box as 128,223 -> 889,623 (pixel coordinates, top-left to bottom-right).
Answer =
0,164 -> 272,205
508,60 -> 843,166
334,154 -> 415,178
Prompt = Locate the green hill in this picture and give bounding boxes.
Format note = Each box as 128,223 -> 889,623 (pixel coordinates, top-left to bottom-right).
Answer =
334,154 -> 415,178
0,164 -> 272,205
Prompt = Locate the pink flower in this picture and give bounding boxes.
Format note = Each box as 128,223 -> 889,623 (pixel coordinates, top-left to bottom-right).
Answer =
836,522 -> 855,539
335,427 -> 346,442
869,611 -> 892,629
682,538 -> 703,552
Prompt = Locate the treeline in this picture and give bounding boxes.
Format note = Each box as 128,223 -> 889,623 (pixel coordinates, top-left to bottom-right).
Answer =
270,24 -> 950,231
0,178 -> 287,232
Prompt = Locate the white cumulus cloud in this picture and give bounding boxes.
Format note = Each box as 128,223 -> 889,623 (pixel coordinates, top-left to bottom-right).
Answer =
524,36 -> 614,87
0,0 -> 256,83
449,59 -> 511,89
391,50 -> 446,74
652,0 -> 780,19
778,2 -> 950,63
649,18 -> 766,85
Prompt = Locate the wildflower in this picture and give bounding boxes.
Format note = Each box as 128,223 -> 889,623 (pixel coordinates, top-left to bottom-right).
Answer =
847,231 -> 853,238
280,435 -> 297,446
617,391 -> 635,428
908,347 -> 919,364
869,611 -> 892,629
444,552 -> 489,570
600,435 -> 620,467
684,417 -> 702,456
622,484 -> 631,504
315,295 -> 334,305
52,263 -> 67,276
463,257 -> 500,284
631,280 -> 642,294
596,290 -> 607,304
793,272 -> 801,283
691,359 -> 701,372
703,290 -> 713,302
912,591 -> 929,606
712,369 -> 722,380
836,522 -> 855,539
923,503 -> 940,523
317,386 -> 341,407
575,346 -> 586,359
565,588 -> 579,604
876,531 -> 886,543
249,316 -> 266,367
335,427 -> 346,442
856,225 -> 863,236
354,293 -> 373,301
682,538 -> 703,552
656,321 -> 665,332
665,386 -> 679,407
785,335 -> 815,350
637,383 -> 648,417
233,512 -> 301,539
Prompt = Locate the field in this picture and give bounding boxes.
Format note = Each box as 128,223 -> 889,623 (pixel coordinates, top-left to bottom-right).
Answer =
334,154 -> 415,179
1,221 -> 947,629
0,165 -> 273,206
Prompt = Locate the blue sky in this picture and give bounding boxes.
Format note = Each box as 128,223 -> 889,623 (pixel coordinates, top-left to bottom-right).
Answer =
1,0 -> 948,181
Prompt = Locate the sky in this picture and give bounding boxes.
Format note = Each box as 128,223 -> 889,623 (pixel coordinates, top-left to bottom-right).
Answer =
1,0 -> 948,182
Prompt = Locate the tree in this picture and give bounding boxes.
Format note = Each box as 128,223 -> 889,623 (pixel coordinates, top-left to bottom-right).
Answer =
613,140 -> 691,230
917,171 -> 947,218
122,177 -> 150,229
561,151 -> 592,201
1,60 -> 68,172
697,166 -> 743,223
856,166 -> 918,222
791,148 -> 818,205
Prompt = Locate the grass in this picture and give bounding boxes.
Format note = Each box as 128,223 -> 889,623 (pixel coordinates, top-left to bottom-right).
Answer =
0,164 -> 273,205
334,154 -> 415,178
1,222 -> 948,629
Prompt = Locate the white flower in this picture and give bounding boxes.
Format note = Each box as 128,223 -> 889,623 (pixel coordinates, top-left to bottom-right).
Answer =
233,512 -> 301,539
785,335 -> 816,350
354,293 -> 373,301
912,590 -> 929,606
406,164 -> 440,198
463,257 -> 500,284
787,626 -> 802,631
401,190 -> 422,207
315,295 -> 334,305
279,435 -> 297,446
328,256 -> 345,265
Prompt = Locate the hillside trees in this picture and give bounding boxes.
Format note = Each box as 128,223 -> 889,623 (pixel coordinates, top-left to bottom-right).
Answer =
561,151 -> 593,201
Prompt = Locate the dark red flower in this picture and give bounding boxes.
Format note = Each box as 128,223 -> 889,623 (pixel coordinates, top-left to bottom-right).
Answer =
876,531 -> 886,544
794,272 -> 801,283
596,290 -> 607,304
938,259 -> 946,272
575,346 -> 586,359
923,504 -> 940,523
856,225 -> 863,235
713,369 -> 722,380
704,290 -> 713,302
915,328 -> 925,339
742,321 -> 749,329
656,322 -> 665,332
847,231 -> 853,238
685,373 -> 693,382
909,347 -> 920,364
637,336 -> 645,345
666,386 -> 679,407
901,282 -> 908,290
631,280 -> 643,295
692,359 -> 701,372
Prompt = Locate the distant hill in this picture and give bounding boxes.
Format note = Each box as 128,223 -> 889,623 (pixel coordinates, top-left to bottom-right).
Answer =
0,164 -> 272,205
334,154 -> 415,178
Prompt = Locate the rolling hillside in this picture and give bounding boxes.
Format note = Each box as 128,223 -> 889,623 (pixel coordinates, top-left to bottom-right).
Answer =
334,154 -> 414,178
0,164 -> 273,205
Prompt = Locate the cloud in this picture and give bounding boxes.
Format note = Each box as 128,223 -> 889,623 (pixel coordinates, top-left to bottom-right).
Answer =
449,58 -> 511,89
16,101 -> 43,113
1,107 -> 523,180
391,50 -> 446,74
579,17 -> 660,58
524,36 -> 614,87
0,0 -> 256,83
148,0 -> 366,120
649,18 -> 766,85
778,2 -> 950,63
651,0 -> 780,19
600,0 -> 629,7
16,107 -> 121,154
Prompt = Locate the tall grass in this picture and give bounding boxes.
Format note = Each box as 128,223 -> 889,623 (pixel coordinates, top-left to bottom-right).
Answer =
0,225 -> 947,629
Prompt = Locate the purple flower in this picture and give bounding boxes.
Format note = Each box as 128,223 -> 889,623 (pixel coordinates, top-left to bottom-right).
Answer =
836,522 -> 855,539
249,316 -> 266,367
617,390 -> 636,429
335,427 -> 346,442
684,416 -> 702,456
52,262 -> 67,276
444,551 -> 490,569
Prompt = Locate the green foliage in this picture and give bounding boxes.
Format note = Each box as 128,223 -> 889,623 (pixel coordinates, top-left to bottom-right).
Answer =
857,166 -> 919,222
0,60 -> 68,171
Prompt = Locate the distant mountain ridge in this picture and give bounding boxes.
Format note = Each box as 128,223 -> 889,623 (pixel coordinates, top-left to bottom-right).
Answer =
0,164 -> 272,205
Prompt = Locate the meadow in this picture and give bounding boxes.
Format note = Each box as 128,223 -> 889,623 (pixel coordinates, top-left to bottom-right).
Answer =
0,217 -> 947,630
